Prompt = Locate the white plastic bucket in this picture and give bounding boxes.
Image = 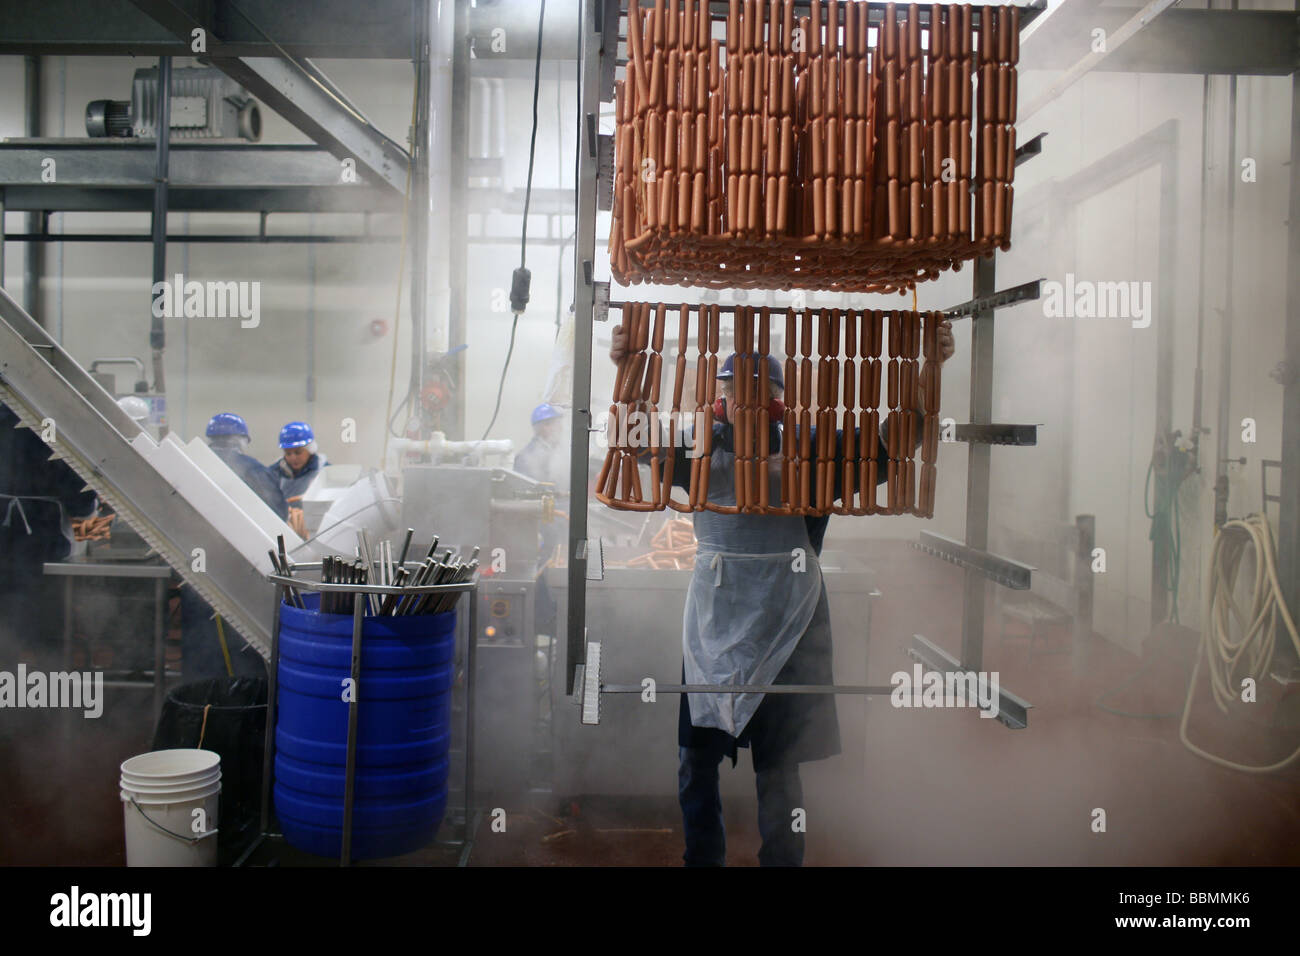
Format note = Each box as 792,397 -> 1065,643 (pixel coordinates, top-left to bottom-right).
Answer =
120,749 -> 221,867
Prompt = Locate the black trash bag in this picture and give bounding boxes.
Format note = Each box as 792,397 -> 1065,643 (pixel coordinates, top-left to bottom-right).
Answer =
151,677 -> 267,857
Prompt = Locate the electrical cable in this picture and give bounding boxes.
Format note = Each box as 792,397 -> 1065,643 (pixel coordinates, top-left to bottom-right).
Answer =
1179,513 -> 1300,772
519,0 -> 547,272
481,0 -> 546,443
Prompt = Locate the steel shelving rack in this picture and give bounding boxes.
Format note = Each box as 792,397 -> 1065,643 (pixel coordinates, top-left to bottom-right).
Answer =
565,0 -> 1047,727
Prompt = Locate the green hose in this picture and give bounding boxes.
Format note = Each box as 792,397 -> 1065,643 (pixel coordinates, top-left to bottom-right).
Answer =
1144,456 -> 1185,624
1094,454 -> 1191,720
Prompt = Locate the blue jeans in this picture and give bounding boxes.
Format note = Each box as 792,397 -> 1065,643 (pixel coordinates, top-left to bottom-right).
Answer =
678,744 -> 805,866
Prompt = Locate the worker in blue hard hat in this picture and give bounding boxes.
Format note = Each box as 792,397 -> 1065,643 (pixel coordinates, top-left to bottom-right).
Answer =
205,413 -> 288,521
515,401 -> 569,568
609,317 -> 956,867
513,403 -> 567,485
270,421 -> 328,522
178,412 -> 288,682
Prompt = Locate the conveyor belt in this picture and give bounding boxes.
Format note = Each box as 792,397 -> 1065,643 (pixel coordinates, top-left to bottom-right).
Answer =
0,287 -> 285,658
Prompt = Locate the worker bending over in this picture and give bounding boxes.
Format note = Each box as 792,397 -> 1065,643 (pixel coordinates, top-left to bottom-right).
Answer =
609,317 -> 954,866
181,413 -> 289,681
207,413 -> 287,519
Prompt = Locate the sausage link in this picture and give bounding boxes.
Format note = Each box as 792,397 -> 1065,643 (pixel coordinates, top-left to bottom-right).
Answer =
994,180 -> 1007,241
922,412 -> 938,462
959,176 -> 971,236
678,169 -> 693,231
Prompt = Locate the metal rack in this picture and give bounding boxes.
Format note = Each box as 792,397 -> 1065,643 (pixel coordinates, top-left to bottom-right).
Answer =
907,24 -> 1049,685
567,0 -> 1049,710
242,562 -> 480,867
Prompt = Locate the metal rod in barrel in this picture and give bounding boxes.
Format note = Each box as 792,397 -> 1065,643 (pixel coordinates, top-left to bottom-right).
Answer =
464,579 -> 477,848
341,592 -> 364,866
259,581 -> 285,838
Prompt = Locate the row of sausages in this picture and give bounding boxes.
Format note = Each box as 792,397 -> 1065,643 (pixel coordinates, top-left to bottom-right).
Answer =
596,303 -> 941,518
611,0 -> 1020,293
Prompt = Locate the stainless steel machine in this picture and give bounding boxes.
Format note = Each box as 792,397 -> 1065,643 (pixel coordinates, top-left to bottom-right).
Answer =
401,464 -> 557,796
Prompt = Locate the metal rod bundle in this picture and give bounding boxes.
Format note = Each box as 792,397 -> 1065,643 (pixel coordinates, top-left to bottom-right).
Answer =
270,534 -> 305,608
597,300 -> 940,517
271,529 -> 476,617
610,0 -> 1018,292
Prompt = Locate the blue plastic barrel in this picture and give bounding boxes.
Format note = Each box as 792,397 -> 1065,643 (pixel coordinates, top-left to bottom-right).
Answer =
273,593 -> 457,859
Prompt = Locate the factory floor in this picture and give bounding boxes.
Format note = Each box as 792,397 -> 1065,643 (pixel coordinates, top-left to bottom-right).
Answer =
3,540 -> 1298,866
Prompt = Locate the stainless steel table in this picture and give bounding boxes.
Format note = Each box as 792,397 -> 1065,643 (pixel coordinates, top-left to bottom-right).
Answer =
43,558 -> 175,716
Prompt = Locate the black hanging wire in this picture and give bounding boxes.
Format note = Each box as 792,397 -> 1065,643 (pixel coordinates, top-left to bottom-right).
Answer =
481,0 -> 547,442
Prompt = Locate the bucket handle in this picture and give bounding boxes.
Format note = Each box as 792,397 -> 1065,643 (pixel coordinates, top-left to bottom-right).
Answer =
128,796 -> 219,846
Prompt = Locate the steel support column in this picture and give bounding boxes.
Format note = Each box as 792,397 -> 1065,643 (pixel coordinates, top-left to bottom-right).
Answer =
1275,35 -> 1300,665
566,0 -> 605,694
447,0 -> 471,440
23,55 -> 42,324
961,254 -> 997,671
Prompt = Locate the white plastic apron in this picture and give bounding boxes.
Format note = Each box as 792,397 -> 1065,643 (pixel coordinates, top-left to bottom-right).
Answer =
681,431 -> 823,738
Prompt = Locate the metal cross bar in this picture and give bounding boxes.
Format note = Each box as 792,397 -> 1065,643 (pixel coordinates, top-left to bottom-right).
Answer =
942,279 -> 1043,319
602,683 -> 897,694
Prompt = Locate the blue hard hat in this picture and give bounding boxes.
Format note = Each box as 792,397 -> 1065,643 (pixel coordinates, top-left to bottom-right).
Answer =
279,421 -> 314,448
206,412 -> 250,439
531,403 -> 564,425
717,353 -> 784,390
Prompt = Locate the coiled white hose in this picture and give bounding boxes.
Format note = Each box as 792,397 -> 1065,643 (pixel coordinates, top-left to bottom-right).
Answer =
1180,513 -> 1300,772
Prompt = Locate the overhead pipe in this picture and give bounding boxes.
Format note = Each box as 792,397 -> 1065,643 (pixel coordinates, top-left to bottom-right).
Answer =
1213,58 -> 1238,529
407,0 -> 455,438
23,55 -> 41,323
149,55 -> 171,428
